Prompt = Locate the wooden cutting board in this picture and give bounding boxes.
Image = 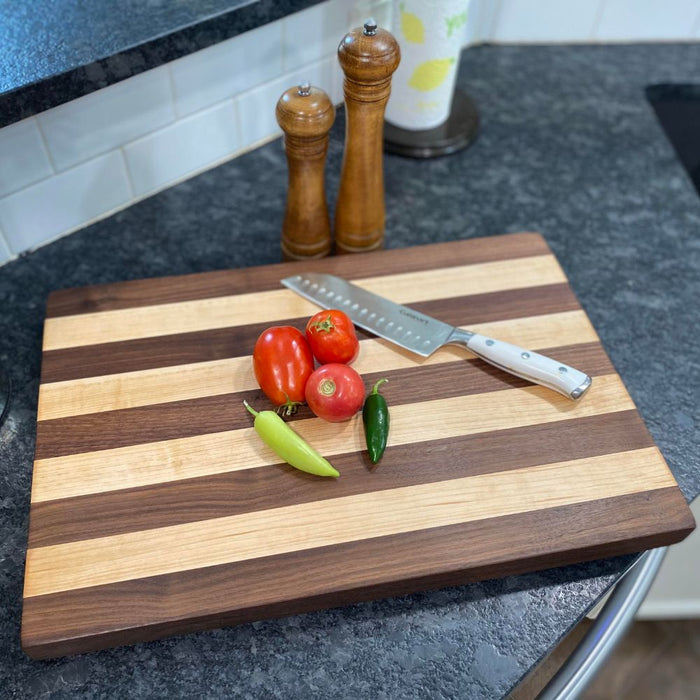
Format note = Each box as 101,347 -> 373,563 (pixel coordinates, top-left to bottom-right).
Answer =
21,232 -> 694,659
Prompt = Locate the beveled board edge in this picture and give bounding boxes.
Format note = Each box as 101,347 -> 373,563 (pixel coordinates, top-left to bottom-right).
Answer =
21,487 -> 695,659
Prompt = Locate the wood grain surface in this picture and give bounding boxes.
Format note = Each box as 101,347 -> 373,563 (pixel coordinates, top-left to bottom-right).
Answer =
21,233 -> 695,658
334,25 -> 400,253
276,84 -> 334,260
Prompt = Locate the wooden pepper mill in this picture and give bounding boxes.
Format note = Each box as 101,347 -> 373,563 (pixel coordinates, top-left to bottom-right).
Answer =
276,83 -> 335,260
335,19 -> 400,254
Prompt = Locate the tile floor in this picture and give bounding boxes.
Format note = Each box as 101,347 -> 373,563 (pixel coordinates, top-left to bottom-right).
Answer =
508,619 -> 700,699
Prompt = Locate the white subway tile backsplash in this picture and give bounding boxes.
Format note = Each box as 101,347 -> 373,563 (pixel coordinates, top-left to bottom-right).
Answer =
282,0 -> 350,71
492,0 -> 603,42
0,117 -> 53,197
0,151 -> 132,253
595,0 -> 700,41
37,68 -> 175,172
123,100 -> 240,197
170,22 -> 283,118
237,57 -> 339,147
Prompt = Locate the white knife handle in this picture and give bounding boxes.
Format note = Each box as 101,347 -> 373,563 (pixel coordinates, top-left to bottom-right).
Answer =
446,329 -> 592,400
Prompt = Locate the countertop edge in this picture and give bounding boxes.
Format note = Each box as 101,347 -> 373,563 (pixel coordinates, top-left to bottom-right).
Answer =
0,0 -> 324,129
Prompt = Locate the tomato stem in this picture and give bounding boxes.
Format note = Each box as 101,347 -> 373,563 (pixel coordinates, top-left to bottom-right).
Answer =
277,393 -> 302,417
311,314 -> 335,333
319,378 -> 337,397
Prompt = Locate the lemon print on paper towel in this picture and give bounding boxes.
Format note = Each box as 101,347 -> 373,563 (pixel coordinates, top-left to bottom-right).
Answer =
399,3 -> 425,43
409,57 -> 456,92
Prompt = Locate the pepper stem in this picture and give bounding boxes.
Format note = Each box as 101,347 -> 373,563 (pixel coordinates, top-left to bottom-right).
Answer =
371,378 -> 388,395
243,400 -> 259,417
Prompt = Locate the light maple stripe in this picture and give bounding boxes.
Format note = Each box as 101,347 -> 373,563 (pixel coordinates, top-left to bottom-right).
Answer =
41,255 -> 565,351
31,373 -> 631,503
24,447 -> 674,598
37,309 -> 597,420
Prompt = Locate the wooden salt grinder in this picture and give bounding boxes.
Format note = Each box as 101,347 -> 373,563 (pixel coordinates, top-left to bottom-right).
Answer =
335,19 -> 400,254
276,83 -> 335,260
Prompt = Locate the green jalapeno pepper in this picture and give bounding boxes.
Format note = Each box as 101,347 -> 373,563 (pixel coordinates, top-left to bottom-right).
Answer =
362,378 -> 389,464
244,401 -> 339,477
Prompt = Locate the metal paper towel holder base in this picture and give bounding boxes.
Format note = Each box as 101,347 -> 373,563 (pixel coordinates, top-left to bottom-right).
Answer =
383,89 -> 479,158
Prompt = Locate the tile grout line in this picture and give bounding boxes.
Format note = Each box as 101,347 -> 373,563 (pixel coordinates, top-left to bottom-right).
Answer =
33,116 -> 58,175
0,223 -> 15,263
590,0 -> 607,43
165,63 -> 181,121
280,13 -> 289,73
481,0 -> 503,42
231,97 -> 243,152
118,147 -> 136,200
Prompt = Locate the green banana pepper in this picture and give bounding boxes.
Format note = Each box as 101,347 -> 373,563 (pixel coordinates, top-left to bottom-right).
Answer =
362,378 -> 390,464
244,401 -> 339,477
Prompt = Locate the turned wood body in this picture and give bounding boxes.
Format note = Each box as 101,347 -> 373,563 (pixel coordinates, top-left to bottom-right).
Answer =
335,21 -> 400,254
276,84 -> 335,260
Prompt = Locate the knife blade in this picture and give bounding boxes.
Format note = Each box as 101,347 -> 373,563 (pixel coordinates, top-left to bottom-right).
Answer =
281,272 -> 592,400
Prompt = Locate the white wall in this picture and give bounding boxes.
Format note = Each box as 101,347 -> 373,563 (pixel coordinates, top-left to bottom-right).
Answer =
1,0 -> 700,263
637,496 -> 700,619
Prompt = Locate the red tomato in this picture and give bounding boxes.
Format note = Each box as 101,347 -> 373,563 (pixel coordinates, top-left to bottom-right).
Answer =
305,364 -> 365,422
305,309 -> 359,365
253,326 -> 314,414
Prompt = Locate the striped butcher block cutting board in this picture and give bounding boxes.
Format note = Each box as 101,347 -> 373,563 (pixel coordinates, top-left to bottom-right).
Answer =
22,232 -> 695,658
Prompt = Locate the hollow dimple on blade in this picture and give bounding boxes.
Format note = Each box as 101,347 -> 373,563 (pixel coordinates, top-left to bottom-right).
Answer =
282,273 -> 455,357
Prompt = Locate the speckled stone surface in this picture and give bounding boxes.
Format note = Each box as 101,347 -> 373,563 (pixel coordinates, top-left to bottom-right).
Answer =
1,43 -> 699,699
0,0 -> 323,128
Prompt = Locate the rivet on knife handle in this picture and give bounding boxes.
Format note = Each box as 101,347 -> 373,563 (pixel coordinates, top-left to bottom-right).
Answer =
446,328 -> 592,400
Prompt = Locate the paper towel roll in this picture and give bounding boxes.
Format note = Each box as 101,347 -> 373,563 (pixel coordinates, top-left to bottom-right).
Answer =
385,0 -> 470,130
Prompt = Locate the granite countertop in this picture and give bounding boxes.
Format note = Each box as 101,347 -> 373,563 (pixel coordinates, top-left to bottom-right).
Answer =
1,43 -> 699,699
0,0 -> 322,128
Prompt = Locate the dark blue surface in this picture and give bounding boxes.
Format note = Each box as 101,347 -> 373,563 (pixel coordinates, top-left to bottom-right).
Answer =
0,0 -> 323,127
647,83 -> 700,197
1,42 -> 699,699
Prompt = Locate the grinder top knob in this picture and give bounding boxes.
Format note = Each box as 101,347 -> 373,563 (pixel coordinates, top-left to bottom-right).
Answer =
337,18 -> 400,86
275,83 -> 334,138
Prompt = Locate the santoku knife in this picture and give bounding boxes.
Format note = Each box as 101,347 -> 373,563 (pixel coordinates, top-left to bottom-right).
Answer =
281,272 -> 592,400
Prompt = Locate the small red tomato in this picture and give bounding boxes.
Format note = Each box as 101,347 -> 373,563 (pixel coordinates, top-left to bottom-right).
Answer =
305,364 -> 365,422
253,326 -> 314,415
305,309 -> 359,365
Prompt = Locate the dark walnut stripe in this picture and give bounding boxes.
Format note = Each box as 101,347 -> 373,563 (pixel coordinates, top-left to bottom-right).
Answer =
40,282 -> 579,383
44,232 -> 551,318
34,343 -> 612,459
22,487 -> 695,659
28,410 -> 653,547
